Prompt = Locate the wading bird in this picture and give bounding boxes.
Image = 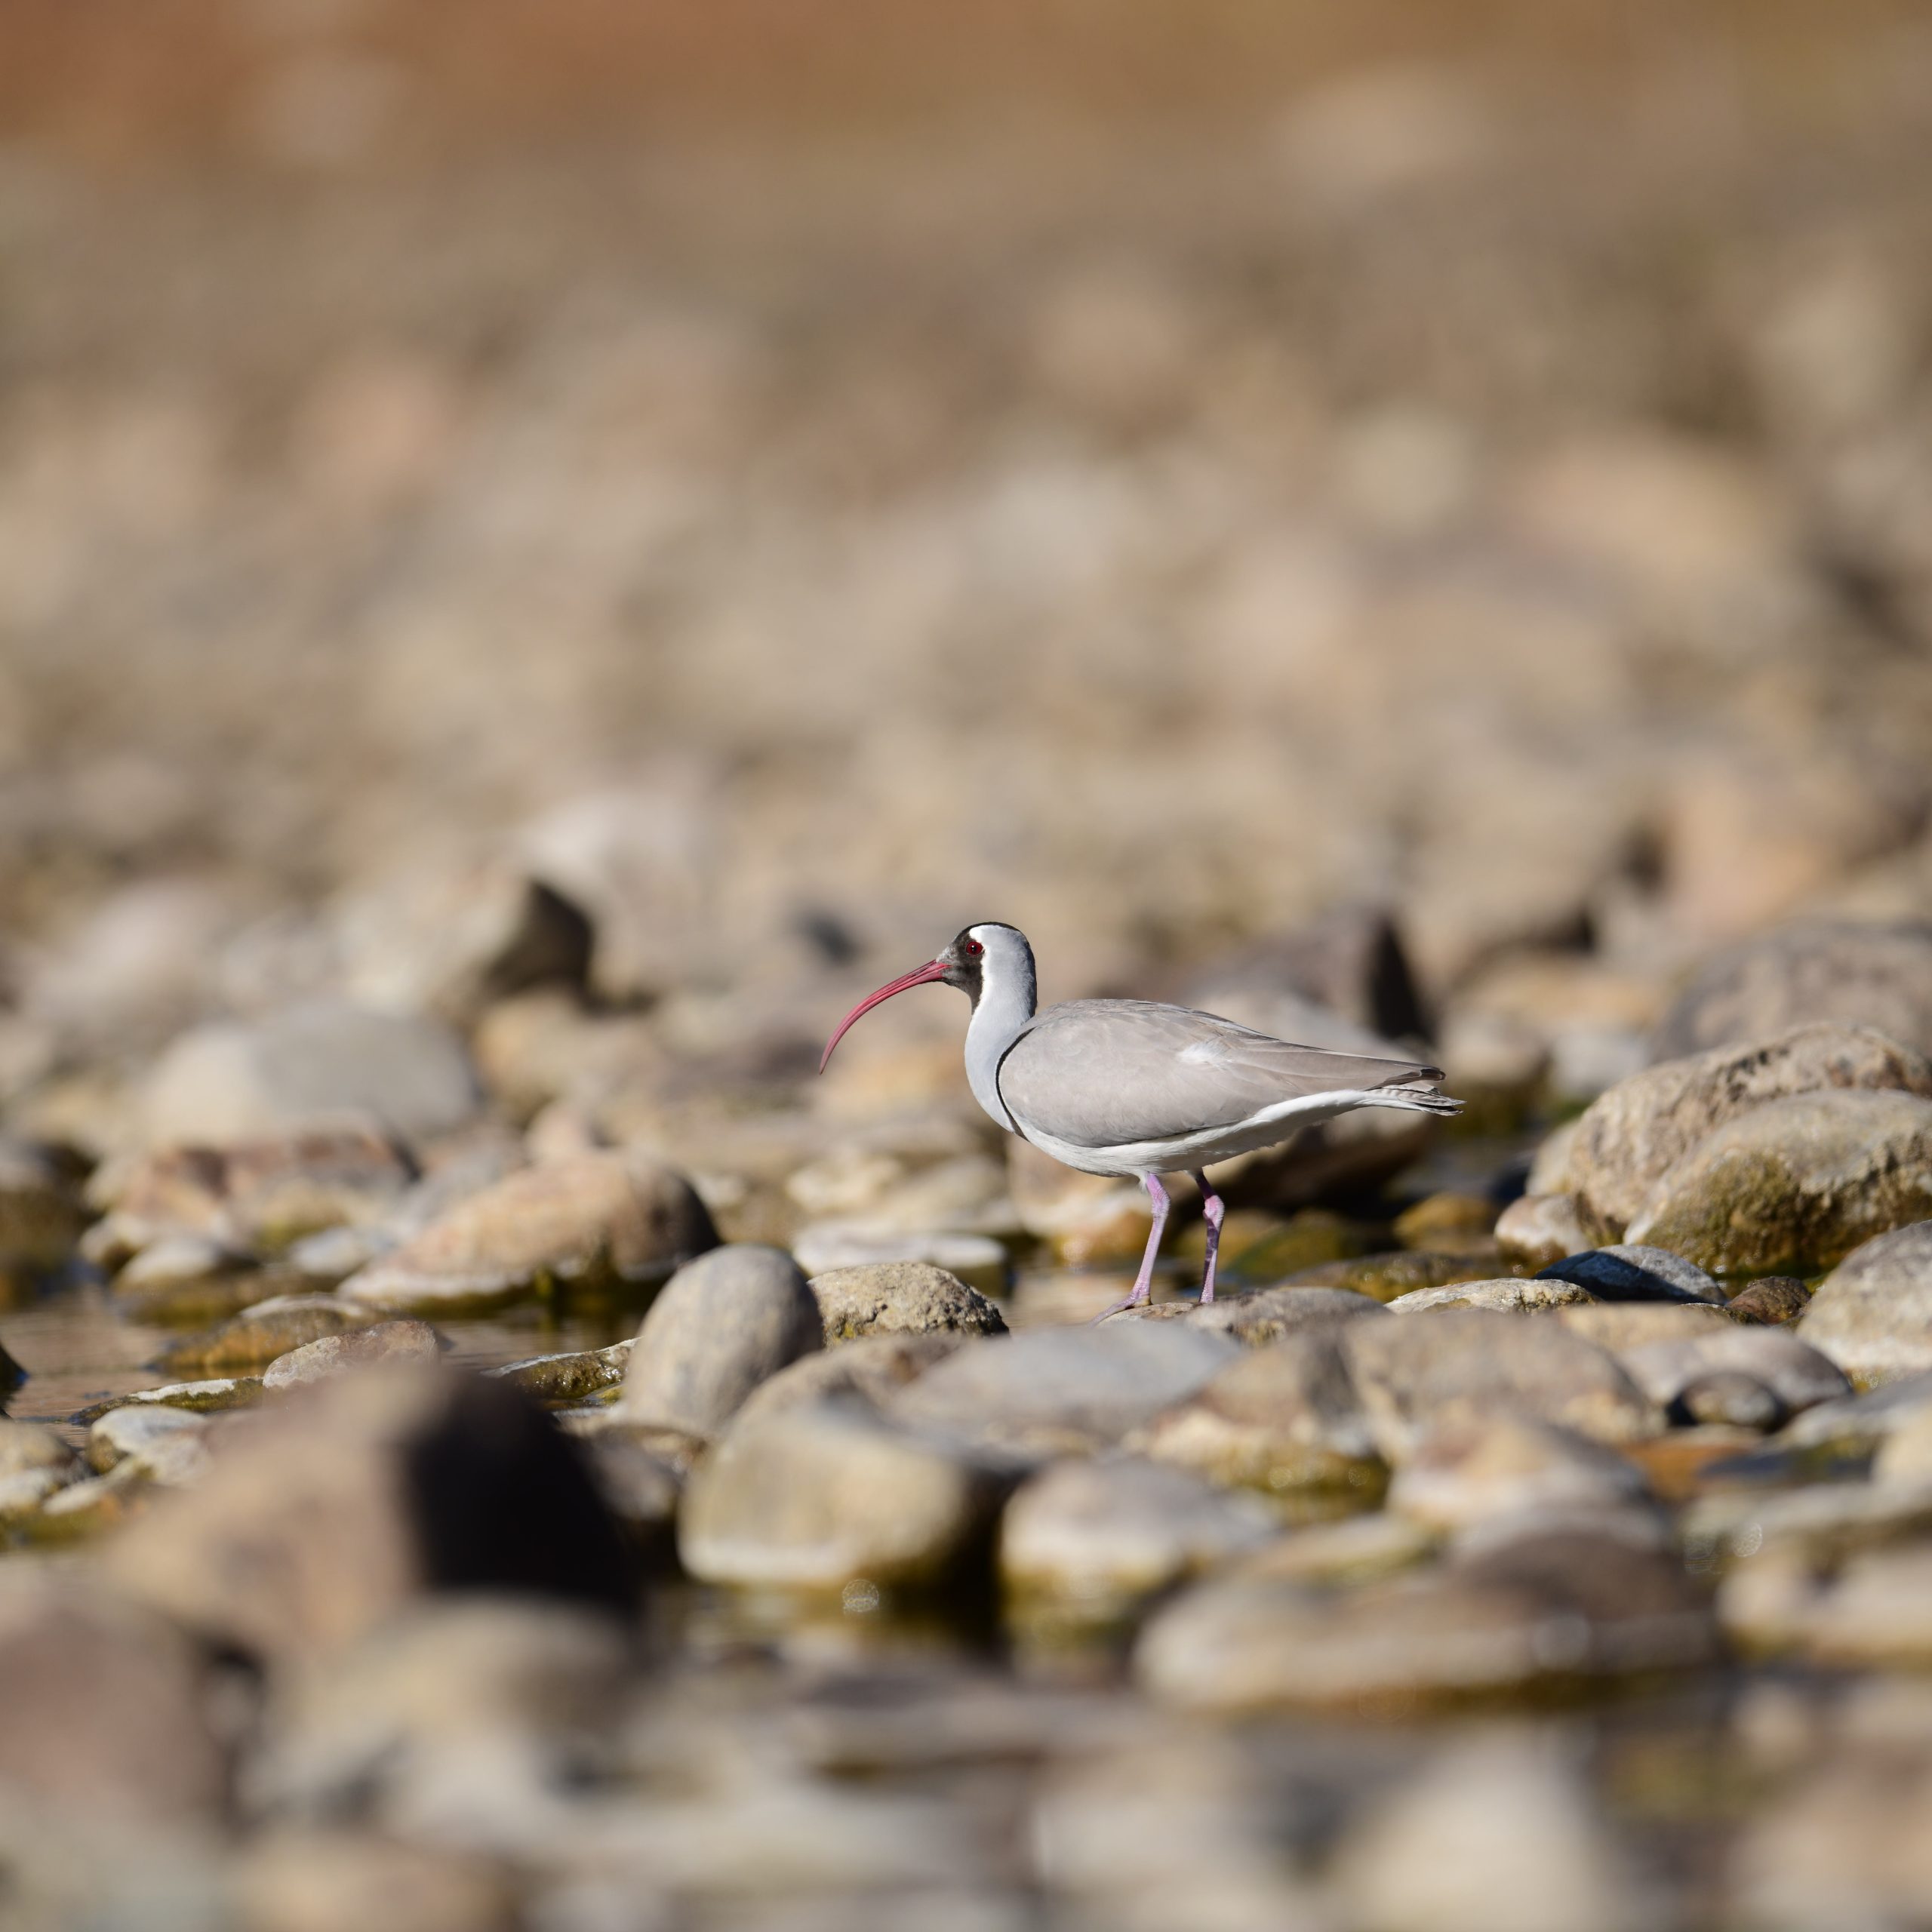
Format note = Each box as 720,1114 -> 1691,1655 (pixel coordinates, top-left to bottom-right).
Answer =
820,922 -> 1458,1317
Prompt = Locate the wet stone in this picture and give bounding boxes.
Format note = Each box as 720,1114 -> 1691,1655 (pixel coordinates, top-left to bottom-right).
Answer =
1727,1275 -> 1812,1324
482,1338 -> 632,1405
1127,1331 -> 1386,1511
1389,1278 -> 1595,1315
73,1374 -> 265,1423
1345,1309 -> 1658,1458
1798,1221 -> 1932,1386
153,1291 -> 383,1376
343,1149 -> 717,1316
887,1324 -> 1238,1460
808,1260 -> 1008,1345
263,1319 -> 445,1390
679,1395 -> 1016,1598
1000,1455 -> 1278,1644
620,1243 -> 823,1437
109,1232 -> 263,1324
1624,1090 -> 1932,1278
1564,1021 -> 1932,1231
1537,1244 -> 1727,1306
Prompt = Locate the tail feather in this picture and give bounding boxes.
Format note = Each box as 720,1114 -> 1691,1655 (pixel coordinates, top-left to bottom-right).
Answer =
1372,1080 -> 1462,1118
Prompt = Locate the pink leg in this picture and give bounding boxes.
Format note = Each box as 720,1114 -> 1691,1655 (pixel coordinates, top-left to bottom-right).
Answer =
1093,1173 -> 1171,1322
1191,1169 -> 1223,1304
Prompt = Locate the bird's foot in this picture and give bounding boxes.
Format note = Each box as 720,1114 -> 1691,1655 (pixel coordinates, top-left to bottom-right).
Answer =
1091,1284 -> 1151,1324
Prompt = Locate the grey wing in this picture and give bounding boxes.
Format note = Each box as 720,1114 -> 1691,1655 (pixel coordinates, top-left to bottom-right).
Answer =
996,999 -> 1445,1150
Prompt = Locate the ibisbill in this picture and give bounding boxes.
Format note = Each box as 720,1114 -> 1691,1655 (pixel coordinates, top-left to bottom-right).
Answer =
820,921 -> 1460,1318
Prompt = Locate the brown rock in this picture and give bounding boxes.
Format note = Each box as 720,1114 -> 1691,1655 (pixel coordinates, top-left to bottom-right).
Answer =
1727,1276 -> 1812,1325
342,1151 -> 715,1316
733,1331 -> 964,1429
808,1260 -> 1008,1344
1799,1221 -> 1932,1385
154,1292 -> 385,1376
1494,1192 -> 1603,1271
263,1320 -> 445,1390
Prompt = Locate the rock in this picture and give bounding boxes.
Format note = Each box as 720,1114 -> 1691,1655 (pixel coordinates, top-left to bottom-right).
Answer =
264,1320 -> 445,1390
1000,1456 -> 1277,1641
1386,1416 -> 1649,1532
342,1151 -> 716,1317
808,1261 -> 1008,1345
1536,1244 -> 1728,1306
481,1338 -> 632,1404
231,1830 -> 518,1932
106,1367 -> 637,1660
281,1223 -> 398,1290
1345,1309 -> 1657,1457
89,1124 -> 417,1263
1138,1518 -> 1711,1712
1611,1324 -> 1848,1420
1654,921 -> 1932,1061
1279,1250 -> 1503,1303
579,1436 -> 682,1547
0,1137 -> 84,1272
1626,1090 -> 1932,1278
1779,1371 -> 1932,1457
1798,1222 -> 1932,1385
86,1404 -> 209,1474
0,1420 -> 82,1521
1393,1192 -> 1498,1251
1565,1023 -> 1932,1230
1128,1331 -> 1385,1511
789,1226 -> 1008,1298
142,1002 -> 481,1146
1494,1192 -> 1603,1270
1182,1284 -> 1389,1347
1728,1753 -> 1932,1932
153,1292 -> 384,1376
1672,1371 -> 1786,1431
0,1580 -> 227,1825
109,1232 -> 263,1324
1334,1734 -> 1647,1932
1727,1275 -> 1812,1324
1554,1303 -> 1735,1351
72,1374 -> 264,1423
680,1396 -> 1014,1598
620,1244 -> 823,1437
733,1332 -> 966,1429
888,1324 -> 1239,1460
1389,1278 -> 1595,1315
1236,1512 -> 1437,1589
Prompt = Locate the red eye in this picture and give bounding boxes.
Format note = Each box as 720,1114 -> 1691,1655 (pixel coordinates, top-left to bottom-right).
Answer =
964,939 -> 983,957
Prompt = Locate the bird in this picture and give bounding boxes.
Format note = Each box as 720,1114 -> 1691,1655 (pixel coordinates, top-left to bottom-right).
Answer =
820,921 -> 1460,1318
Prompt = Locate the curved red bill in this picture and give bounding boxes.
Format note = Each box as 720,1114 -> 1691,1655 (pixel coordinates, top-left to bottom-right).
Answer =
819,959 -> 950,1072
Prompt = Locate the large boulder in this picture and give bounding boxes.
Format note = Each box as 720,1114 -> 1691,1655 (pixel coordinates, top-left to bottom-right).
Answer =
1799,1223 -> 1932,1386
106,1367 -> 637,1661
141,1003 -> 481,1146
1557,1023 -> 1932,1232
620,1244 -> 823,1437
1654,922 -> 1932,1062
1624,1089 -> 1932,1277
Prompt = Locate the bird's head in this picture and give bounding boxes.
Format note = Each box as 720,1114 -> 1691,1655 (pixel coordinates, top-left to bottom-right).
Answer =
820,922 -> 1034,1071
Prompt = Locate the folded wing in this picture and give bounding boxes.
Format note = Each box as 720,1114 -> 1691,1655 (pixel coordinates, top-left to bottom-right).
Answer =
996,998 -> 1446,1150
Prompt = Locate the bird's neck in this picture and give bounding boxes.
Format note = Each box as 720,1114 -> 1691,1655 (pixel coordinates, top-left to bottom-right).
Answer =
963,952 -> 1035,1134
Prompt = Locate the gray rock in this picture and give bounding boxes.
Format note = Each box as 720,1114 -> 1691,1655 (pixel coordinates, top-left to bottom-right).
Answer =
0,1420 -> 82,1521
1387,1416 -> 1649,1532
1389,1278 -> 1595,1315
263,1320 -> 445,1390
1128,1332 -> 1385,1506
679,1396 -> 1014,1595
1672,1371 -> 1786,1431
106,1367 -> 636,1660
621,1244 -> 823,1437
1566,1023 -> 1932,1230
1626,1091 -> 1932,1278
1537,1244 -> 1727,1305
1780,1371 -> 1932,1454
808,1260 -> 1008,1345
733,1332 -> 966,1430
1798,1222 -> 1932,1386
86,1405 -> 209,1474
1345,1309 -> 1657,1458
1139,1518 -> 1712,1712
142,1001 -> 481,1146
1494,1192 -> 1602,1271
1654,922 -> 1932,1062
154,1292 -> 385,1376
1106,1284 -> 1388,1346
343,1151 -> 716,1316
887,1324 -> 1239,1459
580,1436 -> 682,1543
1613,1324 -> 1848,1417
1334,1734 -> 1648,1932
1000,1456 -> 1277,1638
